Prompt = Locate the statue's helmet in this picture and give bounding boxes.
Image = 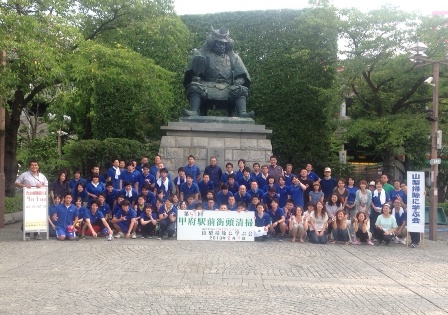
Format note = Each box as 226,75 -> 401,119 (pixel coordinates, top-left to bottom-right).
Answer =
211,27 -> 230,42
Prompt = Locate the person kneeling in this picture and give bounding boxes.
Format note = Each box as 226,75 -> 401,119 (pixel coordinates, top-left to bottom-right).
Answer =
374,204 -> 397,246
308,201 -> 328,244
352,211 -> 373,245
81,200 -> 114,241
111,200 -> 137,239
331,209 -> 350,245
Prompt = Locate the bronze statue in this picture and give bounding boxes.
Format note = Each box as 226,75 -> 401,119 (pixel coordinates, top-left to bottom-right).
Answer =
183,27 -> 254,118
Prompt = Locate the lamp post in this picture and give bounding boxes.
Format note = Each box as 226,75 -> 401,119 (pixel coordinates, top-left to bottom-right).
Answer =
409,42 -> 448,241
48,113 -> 71,156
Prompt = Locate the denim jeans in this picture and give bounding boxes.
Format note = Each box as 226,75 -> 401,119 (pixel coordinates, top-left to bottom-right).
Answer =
308,230 -> 328,244
332,228 -> 349,242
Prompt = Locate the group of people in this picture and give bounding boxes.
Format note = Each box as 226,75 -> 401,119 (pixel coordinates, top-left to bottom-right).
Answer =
14,155 -> 420,247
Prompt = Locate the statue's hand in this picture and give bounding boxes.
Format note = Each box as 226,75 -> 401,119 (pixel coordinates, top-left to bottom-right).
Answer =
234,78 -> 245,85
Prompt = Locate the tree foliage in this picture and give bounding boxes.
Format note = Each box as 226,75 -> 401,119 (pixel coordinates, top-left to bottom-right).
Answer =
337,6 -> 448,177
181,8 -> 340,169
0,0 -> 189,195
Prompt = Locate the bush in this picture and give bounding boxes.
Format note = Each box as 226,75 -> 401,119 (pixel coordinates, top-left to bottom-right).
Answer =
5,193 -> 23,213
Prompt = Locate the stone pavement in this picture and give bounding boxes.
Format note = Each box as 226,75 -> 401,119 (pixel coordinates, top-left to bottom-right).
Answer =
1,222 -> 448,315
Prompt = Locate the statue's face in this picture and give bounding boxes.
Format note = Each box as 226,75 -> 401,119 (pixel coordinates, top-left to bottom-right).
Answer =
213,41 -> 226,55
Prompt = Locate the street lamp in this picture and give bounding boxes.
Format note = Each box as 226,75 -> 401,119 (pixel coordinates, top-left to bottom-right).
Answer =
48,113 -> 71,156
409,42 -> 448,241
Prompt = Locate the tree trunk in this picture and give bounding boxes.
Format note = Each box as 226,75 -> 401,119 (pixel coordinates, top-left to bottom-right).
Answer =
382,149 -> 395,180
5,97 -> 23,197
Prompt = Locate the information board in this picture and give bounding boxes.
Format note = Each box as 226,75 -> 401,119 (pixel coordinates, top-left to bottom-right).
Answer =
177,210 -> 255,241
23,187 -> 49,240
406,171 -> 425,233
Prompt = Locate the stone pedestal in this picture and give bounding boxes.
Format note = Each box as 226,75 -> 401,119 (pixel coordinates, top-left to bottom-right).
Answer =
158,117 -> 273,178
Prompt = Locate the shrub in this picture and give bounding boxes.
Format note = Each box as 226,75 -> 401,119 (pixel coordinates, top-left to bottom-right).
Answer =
5,193 -> 23,213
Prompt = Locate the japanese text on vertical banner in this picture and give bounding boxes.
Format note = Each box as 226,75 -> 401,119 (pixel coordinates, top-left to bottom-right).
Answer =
177,210 -> 255,241
407,171 -> 425,233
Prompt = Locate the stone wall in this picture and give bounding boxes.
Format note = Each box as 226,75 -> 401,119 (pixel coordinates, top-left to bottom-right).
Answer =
158,118 -> 273,179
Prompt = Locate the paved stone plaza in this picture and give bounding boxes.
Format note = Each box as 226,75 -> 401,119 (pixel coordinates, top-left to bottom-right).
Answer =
1,222 -> 448,315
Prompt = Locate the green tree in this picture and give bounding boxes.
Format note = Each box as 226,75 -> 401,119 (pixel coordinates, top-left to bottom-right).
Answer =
0,0 -> 188,196
337,6 -> 448,178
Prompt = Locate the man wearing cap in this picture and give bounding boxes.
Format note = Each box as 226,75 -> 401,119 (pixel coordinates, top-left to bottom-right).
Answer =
183,27 -> 253,118
320,167 -> 337,200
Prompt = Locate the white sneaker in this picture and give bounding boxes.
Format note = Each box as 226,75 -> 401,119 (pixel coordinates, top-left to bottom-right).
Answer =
393,236 -> 399,244
399,238 -> 406,245
114,232 -> 124,238
107,234 -> 113,241
131,232 -> 137,239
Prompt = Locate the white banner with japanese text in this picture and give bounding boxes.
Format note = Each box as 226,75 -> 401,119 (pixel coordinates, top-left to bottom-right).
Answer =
177,210 -> 255,241
407,171 -> 425,233
23,187 -> 49,233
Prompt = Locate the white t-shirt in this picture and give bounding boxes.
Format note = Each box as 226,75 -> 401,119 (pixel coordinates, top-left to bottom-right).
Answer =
309,212 -> 328,232
15,171 -> 48,187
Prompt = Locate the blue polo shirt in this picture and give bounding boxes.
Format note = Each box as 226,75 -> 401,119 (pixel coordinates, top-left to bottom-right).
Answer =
54,203 -> 79,228
234,192 -> 251,205
216,191 -> 232,205
248,188 -> 264,200
119,171 -> 137,186
204,165 -> 222,188
184,164 -> 201,183
262,192 -> 279,210
137,173 -> 155,193
277,185 -> 291,208
226,182 -> 240,194
106,167 -> 121,189
69,178 -> 86,191
114,208 -> 137,222
289,184 -> 305,207
198,180 -> 214,200
180,182 -> 199,198
267,207 -> 285,223
158,205 -> 177,222
255,212 -> 271,227
307,171 -> 320,183
84,209 -> 104,224
97,203 -> 110,218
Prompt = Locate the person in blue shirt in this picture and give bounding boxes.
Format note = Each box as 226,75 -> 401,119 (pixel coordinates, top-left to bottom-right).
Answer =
262,186 -> 279,210
204,198 -> 218,210
320,167 -> 337,200
69,168 -> 86,191
106,159 -> 121,190
97,193 -> 111,222
226,174 -> 240,195
81,200 -> 113,240
104,181 -> 118,210
248,195 -> 260,212
250,163 -> 261,183
52,193 -> 79,241
88,165 -> 106,183
306,163 -> 320,183
389,180 -> 405,205
198,173 -> 214,201
158,197 -> 177,239
257,165 -> 269,189
120,181 -> 138,206
72,182 -> 87,204
267,198 -> 286,241
180,174 -> 199,201
136,156 -> 149,174
85,174 -> 105,205
283,164 -> 294,186
111,199 -> 137,239
204,156 -> 222,193
227,195 -> 237,211
254,202 -> 271,241
112,195 -> 125,216
238,167 -> 253,188
289,175 -> 307,207
154,168 -> 173,198
185,195 -> 197,210
184,155 -> 201,183
48,195 -> 61,237
234,159 -> 246,182
221,162 -> 234,184
174,167 -> 186,196
150,155 -> 162,177
139,204 -> 158,238
141,183 -> 156,208
234,185 -> 251,207
119,161 -> 138,190
248,180 -> 264,200
216,184 -> 232,205
277,176 -> 291,208
136,163 -> 155,193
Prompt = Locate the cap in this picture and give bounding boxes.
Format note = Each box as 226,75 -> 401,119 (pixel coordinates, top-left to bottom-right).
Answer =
324,167 -> 331,172
369,181 -> 375,186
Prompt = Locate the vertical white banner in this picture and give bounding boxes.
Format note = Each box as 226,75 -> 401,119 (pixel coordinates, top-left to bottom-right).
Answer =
407,171 -> 425,233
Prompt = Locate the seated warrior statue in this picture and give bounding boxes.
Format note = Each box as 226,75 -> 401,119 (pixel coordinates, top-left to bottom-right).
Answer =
183,27 -> 254,118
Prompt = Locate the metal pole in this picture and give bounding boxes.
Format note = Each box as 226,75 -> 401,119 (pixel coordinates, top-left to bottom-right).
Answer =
0,50 -> 6,228
429,62 -> 439,241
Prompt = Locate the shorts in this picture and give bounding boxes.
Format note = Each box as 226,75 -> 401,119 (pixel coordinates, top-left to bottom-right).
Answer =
55,226 -> 75,239
116,221 -> 131,233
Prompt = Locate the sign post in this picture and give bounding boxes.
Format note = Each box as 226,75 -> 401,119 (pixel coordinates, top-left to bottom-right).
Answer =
406,171 -> 425,248
23,187 -> 49,240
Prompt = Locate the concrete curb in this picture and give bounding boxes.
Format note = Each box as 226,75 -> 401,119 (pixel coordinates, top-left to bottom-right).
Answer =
4,211 -> 23,225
